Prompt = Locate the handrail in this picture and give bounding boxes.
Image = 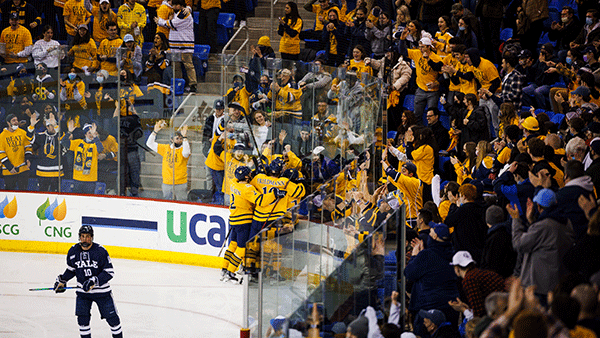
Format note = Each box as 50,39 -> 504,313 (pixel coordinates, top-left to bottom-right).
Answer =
270,0 -> 280,44
168,92 -> 194,126
220,25 -> 250,96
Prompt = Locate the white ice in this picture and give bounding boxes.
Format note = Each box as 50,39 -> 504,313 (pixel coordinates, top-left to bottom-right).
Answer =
0,252 -> 243,337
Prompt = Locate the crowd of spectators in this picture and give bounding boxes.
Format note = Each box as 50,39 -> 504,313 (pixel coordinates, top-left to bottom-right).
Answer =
2,0 -> 600,336
196,0 -> 600,337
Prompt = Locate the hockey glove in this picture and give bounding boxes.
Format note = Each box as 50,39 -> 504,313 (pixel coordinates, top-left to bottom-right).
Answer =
54,275 -> 67,293
82,276 -> 98,292
274,188 -> 287,199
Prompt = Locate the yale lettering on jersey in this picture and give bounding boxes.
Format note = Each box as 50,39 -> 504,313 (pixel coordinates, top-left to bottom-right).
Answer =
75,252 -> 99,268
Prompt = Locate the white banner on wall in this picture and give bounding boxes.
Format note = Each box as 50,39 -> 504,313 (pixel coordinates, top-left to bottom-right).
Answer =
0,192 -> 231,258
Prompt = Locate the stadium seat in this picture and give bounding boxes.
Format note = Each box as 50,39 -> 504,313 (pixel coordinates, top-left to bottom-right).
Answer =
193,11 -> 199,24
548,7 -> 561,23
193,45 -> 211,81
27,178 -> 39,191
499,28 -> 513,41
304,39 -> 321,50
194,45 -> 210,59
387,131 -> 397,140
95,182 -> 106,195
217,13 -> 235,46
551,113 -> 565,125
172,78 -> 186,95
538,32 -> 556,48
403,94 -> 415,111
61,179 -> 75,193
545,110 -> 555,120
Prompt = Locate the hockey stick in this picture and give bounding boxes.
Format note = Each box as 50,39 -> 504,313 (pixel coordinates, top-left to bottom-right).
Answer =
218,226 -> 233,257
29,287 -> 77,291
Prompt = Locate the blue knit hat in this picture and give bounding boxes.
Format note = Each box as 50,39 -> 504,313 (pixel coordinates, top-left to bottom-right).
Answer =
533,188 -> 557,208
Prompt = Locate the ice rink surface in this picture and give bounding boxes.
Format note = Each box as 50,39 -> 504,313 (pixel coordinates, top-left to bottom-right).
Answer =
0,251 -> 243,337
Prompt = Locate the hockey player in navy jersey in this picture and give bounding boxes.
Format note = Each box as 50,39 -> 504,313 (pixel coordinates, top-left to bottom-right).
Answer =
53,225 -> 123,338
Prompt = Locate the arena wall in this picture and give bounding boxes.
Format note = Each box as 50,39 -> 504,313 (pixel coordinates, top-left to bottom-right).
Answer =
0,192 -> 230,268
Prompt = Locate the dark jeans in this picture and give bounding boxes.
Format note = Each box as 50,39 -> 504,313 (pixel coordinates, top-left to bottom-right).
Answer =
120,150 -> 141,196
481,17 -> 502,64
39,177 -> 59,192
198,7 -> 220,52
4,171 -> 29,190
221,0 -> 246,21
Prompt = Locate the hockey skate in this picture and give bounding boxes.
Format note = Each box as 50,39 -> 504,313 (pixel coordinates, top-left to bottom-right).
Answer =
224,271 -> 242,284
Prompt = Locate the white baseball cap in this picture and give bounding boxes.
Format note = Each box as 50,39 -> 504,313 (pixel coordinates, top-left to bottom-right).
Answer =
450,251 -> 475,267
312,146 -> 325,155
419,37 -> 433,46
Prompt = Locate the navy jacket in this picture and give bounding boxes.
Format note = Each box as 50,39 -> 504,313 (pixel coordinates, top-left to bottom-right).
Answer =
404,239 -> 459,312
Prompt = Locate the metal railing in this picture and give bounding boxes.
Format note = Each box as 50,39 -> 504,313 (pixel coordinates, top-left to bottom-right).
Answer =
220,25 -> 250,96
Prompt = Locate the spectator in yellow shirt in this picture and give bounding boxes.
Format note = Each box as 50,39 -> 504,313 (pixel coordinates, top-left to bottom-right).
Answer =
0,12 -> 33,67
117,0 -> 147,47
63,0 -> 91,46
62,122 -> 106,194
97,21 -> 124,77
92,0 -> 117,45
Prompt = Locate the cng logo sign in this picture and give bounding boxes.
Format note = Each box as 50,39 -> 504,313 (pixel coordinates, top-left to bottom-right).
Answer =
166,210 -> 226,248
0,196 -> 18,236
0,196 -> 17,219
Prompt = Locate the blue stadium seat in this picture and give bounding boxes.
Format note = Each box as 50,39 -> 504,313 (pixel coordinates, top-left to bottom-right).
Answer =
28,178 -> 39,191
194,45 -> 210,60
551,113 -> 565,125
95,182 -> 106,195
217,13 -> 235,45
217,12 -> 236,28
548,6 -> 561,23
304,39 -> 321,50
61,179 -> 75,193
534,108 -> 547,116
193,11 -> 199,24
172,78 -> 186,95
403,94 -> 415,111
142,42 -> 153,55
538,32 -> 556,48
499,28 -> 513,41
545,110 -> 555,120
387,131 -> 397,140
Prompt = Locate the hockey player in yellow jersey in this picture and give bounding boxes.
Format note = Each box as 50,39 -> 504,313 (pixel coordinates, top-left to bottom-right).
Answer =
223,143 -> 251,198
221,165 -> 284,283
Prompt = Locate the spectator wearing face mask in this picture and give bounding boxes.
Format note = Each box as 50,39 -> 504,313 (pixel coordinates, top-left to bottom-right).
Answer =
225,74 -> 251,117
548,6 -> 582,53
570,9 -> 600,50
62,122 -> 106,194
0,113 -> 33,190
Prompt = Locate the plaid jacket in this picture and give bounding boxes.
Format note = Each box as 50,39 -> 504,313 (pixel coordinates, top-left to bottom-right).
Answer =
499,69 -> 524,109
